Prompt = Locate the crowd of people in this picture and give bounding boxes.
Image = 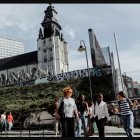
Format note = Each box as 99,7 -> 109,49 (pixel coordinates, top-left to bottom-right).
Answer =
53,86 -> 138,138
0,86 -> 138,137
0,111 -> 14,132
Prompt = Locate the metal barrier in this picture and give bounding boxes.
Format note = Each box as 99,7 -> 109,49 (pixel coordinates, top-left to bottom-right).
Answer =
0,118 -> 60,137
0,111 -> 139,137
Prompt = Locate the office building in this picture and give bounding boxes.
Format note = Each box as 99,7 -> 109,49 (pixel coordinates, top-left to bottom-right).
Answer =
0,37 -> 24,59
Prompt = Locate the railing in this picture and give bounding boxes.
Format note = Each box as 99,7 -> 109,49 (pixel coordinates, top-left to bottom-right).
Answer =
0,118 -> 60,137
0,110 -> 139,137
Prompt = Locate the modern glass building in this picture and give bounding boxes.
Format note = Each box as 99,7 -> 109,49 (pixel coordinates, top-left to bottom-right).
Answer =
101,47 -> 111,66
0,37 -> 24,59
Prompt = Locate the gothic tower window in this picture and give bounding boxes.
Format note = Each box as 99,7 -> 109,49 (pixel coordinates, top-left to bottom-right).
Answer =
43,49 -> 47,53
44,56 -> 47,62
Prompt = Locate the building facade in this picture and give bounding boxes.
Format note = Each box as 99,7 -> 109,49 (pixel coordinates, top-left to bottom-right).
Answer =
88,28 -> 106,67
37,4 -> 69,75
122,75 -> 134,98
0,4 -> 69,86
0,37 -> 24,59
132,81 -> 140,97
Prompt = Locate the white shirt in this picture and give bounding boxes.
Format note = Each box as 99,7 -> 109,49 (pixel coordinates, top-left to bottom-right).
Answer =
1,114 -> 6,121
92,101 -> 110,121
63,97 -> 77,118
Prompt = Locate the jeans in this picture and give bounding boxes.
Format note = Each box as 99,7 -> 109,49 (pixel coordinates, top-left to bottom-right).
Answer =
1,119 -> 8,131
75,113 -> 87,137
8,122 -> 13,131
121,113 -> 134,137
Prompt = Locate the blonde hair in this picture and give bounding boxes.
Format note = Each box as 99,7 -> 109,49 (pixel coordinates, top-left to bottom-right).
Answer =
63,86 -> 73,96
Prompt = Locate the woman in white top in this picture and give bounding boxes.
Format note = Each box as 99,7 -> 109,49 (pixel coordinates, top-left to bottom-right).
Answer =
58,86 -> 79,137
1,111 -> 8,131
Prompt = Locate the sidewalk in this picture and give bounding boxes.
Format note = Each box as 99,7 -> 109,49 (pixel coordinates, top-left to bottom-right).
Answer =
92,126 -> 140,137
105,126 -> 140,135
0,126 -> 140,137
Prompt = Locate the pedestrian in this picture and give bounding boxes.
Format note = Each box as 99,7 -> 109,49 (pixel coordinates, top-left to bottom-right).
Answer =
7,112 -> 14,131
86,100 -> 95,137
52,97 -> 60,136
53,97 -> 59,117
117,91 -> 134,137
92,93 -> 110,138
57,86 -> 79,137
108,103 -> 115,116
132,99 -> 139,110
1,111 -> 8,132
75,94 -> 88,137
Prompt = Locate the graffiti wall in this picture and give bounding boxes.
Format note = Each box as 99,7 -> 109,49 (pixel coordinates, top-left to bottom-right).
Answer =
35,66 -> 112,84
0,65 -> 112,87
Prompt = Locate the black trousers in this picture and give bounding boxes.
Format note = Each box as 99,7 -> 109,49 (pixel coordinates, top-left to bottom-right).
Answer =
95,116 -> 105,138
60,117 -> 75,137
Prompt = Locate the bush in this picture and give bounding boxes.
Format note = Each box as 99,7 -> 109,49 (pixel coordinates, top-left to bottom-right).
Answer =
0,76 -> 113,121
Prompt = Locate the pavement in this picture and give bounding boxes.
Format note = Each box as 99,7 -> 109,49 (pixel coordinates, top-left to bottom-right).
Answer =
91,126 -> 140,137
0,126 -> 140,137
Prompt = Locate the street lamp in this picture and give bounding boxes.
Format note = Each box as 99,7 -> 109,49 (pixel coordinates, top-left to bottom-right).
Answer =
78,40 -> 93,102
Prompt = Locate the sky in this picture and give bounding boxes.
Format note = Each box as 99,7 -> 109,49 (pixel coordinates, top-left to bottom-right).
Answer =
0,4 -> 140,82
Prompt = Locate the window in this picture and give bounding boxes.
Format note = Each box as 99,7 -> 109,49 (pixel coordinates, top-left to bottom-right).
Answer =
50,56 -> 53,61
43,49 -> 47,53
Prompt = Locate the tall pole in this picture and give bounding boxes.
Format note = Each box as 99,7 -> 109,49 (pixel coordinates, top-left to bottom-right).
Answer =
81,40 -> 93,102
114,33 -> 124,92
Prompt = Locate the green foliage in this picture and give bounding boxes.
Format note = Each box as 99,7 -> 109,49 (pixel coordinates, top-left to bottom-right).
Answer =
0,75 -> 114,116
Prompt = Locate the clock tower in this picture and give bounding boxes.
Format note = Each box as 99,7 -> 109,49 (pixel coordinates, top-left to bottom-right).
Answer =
37,4 -> 69,76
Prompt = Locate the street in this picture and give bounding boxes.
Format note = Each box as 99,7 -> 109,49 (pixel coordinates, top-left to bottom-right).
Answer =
0,126 -> 140,137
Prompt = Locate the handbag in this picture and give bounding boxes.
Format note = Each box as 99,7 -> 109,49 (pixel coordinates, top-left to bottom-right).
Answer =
90,116 -> 95,122
58,100 -> 65,118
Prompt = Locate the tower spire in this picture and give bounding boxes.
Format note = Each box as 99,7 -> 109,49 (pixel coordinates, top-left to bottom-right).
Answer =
38,28 -> 43,39
41,4 -> 61,39
48,3 -> 52,6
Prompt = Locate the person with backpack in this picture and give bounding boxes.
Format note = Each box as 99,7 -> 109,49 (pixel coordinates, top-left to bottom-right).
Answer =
117,91 -> 134,137
57,86 -> 79,137
75,94 -> 89,137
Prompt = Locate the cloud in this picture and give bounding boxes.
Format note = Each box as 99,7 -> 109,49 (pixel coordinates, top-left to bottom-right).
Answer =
63,25 -> 76,40
0,4 -> 140,82
116,40 -> 140,82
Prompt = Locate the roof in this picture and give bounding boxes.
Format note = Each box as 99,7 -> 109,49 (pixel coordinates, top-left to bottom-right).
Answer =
0,51 -> 38,71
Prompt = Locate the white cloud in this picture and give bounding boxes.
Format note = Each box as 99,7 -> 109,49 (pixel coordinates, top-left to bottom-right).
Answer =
63,25 -> 75,40
116,40 -> 140,82
0,4 -> 140,82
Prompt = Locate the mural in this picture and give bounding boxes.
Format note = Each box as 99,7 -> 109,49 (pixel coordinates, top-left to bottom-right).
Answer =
35,66 -> 112,85
0,66 -> 41,86
0,66 -> 112,86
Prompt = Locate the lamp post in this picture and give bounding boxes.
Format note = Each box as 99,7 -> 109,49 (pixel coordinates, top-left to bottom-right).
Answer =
78,40 -> 93,102
114,33 -> 124,91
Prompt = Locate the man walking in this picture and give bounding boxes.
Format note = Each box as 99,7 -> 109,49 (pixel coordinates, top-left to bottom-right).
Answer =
92,93 -> 110,138
75,94 -> 88,137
